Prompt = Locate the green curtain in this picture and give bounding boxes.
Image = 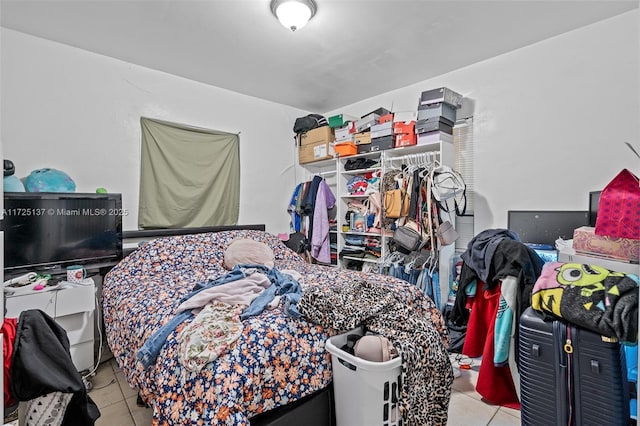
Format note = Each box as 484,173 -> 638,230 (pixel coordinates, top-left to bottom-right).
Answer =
138,117 -> 240,229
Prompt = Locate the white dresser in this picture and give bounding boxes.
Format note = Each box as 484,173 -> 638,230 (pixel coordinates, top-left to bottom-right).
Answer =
5,281 -> 96,373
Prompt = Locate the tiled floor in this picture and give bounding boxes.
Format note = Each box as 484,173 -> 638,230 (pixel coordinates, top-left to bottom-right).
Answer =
6,353 -> 521,426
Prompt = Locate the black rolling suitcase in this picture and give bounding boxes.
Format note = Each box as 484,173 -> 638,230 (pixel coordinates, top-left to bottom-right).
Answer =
519,306 -> 630,426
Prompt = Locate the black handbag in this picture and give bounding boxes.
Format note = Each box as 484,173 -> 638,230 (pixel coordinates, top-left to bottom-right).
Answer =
392,221 -> 425,253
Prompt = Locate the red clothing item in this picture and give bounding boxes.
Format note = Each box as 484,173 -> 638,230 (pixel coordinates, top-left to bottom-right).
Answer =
462,283 -> 520,409
3,317 -> 18,408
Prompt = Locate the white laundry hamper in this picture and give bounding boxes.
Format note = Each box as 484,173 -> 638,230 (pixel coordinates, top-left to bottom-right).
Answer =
325,327 -> 402,426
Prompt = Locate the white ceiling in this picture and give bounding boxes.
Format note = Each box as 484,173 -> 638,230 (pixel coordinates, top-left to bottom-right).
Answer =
1,0 -> 637,112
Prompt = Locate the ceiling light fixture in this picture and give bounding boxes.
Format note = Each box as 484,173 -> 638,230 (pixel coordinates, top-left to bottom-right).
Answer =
270,0 -> 317,32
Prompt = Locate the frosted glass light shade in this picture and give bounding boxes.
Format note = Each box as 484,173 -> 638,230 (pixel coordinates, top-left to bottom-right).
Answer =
271,0 -> 317,32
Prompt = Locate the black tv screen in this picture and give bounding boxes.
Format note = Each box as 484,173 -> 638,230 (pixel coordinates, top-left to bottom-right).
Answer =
4,192 -> 123,276
589,191 -> 601,227
507,210 -> 589,247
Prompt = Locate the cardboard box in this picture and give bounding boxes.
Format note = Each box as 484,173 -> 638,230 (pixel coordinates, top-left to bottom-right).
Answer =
354,131 -> 371,145
357,143 -> 372,154
356,114 -> 380,132
417,131 -> 453,145
361,107 -> 391,118
328,114 -> 358,128
416,102 -> 457,123
419,87 -> 463,108
335,125 -> 355,142
393,121 -> 415,135
415,118 -> 453,135
370,135 -> 394,152
393,111 -> 418,123
299,141 -> 334,164
395,133 -> 417,148
298,126 -> 334,147
573,226 -> 640,262
370,121 -> 393,139
378,113 -> 394,124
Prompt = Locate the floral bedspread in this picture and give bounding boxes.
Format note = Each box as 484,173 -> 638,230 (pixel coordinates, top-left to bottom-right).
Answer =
102,230 -> 447,425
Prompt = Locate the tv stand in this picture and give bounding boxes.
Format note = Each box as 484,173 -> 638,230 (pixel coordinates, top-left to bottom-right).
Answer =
4,278 -> 96,373
4,260 -> 121,282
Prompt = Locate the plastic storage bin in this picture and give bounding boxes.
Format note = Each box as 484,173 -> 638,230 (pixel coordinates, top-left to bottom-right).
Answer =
325,327 -> 402,426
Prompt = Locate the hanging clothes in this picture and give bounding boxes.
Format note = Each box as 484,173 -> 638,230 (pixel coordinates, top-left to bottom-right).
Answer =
311,178 -> 336,263
287,176 -> 336,264
287,183 -> 304,232
461,283 -> 520,409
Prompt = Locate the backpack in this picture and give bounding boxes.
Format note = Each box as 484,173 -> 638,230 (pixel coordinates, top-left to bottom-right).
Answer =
293,114 -> 328,134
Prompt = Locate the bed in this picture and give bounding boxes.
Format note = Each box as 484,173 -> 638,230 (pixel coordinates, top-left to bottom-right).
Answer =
102,229 -> 451,425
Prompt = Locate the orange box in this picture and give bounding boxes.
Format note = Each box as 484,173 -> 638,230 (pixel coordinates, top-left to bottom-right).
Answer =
573,226 -> 640,262
393,121 -> 415,135
379,113 -> 394,124
334,142 -> 358,157
395,133 -> 417,148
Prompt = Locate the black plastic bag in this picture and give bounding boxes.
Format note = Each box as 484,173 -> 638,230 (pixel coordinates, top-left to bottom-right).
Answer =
293,114 -> 327,134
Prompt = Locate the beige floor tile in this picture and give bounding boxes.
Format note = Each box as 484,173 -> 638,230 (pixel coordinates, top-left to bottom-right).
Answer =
488,408 -> 522,426
90,378 -> 126,409
448,391 -> 500,426
498,405 -> 521,419
451,366 -> 483,401
90,361 -> 117,389
95,400 -> 135,426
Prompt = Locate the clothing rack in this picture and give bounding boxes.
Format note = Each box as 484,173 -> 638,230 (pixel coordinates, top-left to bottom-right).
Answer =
384,151 -> 440,168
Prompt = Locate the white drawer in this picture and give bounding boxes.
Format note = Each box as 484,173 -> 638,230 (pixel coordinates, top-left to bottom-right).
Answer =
69,340 -> 95,372
56,285 -> 95,316
56,311 -> 94,346
5,291 -> 56,318
4,281 -> 97,373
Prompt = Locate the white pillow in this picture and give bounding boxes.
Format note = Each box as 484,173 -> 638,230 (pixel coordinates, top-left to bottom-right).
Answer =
223,239 -> 275,269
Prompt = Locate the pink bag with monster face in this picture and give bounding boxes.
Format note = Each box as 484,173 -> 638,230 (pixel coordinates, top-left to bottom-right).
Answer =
594,169 -> 640,240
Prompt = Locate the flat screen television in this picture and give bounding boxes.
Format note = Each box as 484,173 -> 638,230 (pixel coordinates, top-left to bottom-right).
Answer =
3,192 -> 123,277
507,210 -> 589,247
589,191 -> 601,227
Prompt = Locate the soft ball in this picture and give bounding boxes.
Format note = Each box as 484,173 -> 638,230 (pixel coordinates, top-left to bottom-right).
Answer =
25,168 -> 76,192
3,175 -> 25,192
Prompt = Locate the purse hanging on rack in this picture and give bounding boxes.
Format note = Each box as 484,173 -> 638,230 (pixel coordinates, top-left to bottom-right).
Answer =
383,189 -> 410,219
430,165 -> 467,216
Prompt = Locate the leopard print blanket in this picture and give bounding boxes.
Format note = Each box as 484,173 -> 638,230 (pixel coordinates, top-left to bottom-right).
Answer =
298,280 -> 454,426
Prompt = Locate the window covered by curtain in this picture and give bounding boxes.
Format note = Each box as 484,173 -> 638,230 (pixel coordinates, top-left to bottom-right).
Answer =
139,117 -> 240,229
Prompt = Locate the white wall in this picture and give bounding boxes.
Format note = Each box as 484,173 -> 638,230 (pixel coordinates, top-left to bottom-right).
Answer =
1,29 -> 307,233
3,10 -> 639,235
324,10 -> 640,233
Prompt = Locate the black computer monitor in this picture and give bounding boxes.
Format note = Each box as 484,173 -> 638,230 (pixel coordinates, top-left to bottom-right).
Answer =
507,210 -> 590,247
589,191 -> 602,227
